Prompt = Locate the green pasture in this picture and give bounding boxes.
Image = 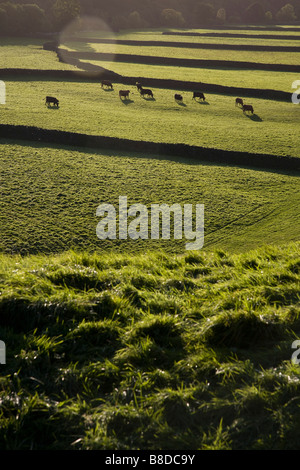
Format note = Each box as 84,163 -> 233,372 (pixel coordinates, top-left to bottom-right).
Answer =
60,27 -> 300,93
69,27 -> 300,41
1,78 -> 299,158
63,27 -> 300,51
1,28 -> 300,451
157,27 -> 300,37
0,242 -> 300,449
83,58 -> 297,93
117,33 -> 300,47
62,40 -> 300,66
117,30 -> 300,46
0,38 -> 77,70
1,140 -> 299,256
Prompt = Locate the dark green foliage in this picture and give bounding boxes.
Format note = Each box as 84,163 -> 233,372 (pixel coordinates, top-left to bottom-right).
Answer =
0,2 -> 48,35
0,0 -> 298,37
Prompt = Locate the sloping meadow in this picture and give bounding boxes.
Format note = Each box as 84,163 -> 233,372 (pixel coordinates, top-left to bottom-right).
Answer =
0,242 -> 299,449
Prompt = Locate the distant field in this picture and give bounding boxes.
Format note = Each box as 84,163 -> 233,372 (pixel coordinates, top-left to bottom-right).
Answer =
69,27 -> 300,40
0,38 -> 77,70
1,27 -> 299,258
59,27 -> 300,94
1,79 -> 299,158
161,27 -> 300,38
118,30 -> 300,46
1,140 -> 299,256
62,28 -> 300,52
81,58 -> 298,92
62,41 -> 300,65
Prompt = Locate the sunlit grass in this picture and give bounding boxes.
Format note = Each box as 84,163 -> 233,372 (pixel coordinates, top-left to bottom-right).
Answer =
1,79 -> 299,158
0,242 -> 299,449
63,40 -> 300,66
0,38 -> 78,70
1,141 -> 299,256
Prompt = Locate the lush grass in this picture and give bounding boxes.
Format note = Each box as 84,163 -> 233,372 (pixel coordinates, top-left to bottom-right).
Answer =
60,28 -> 300,92
62,40 -> 300,65
70,27 -> 300,42
1,27 -> 300,451
1,140 -> 299,256
1,79 -> 299,158
0,38 -> 78,70
0,242 -> 299,449
117,29 -> 300,45
84,58 -> 298,92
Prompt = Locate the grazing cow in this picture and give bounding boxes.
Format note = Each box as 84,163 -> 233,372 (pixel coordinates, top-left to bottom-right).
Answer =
193,91 -> 205,101
119,90 -> 130,100
236,97 -> 243,107
243,104 -> 254,114
101,80 -> 113,89
175,94 -> 183,102
45,96 -> 59,107
140,88 -> 153,98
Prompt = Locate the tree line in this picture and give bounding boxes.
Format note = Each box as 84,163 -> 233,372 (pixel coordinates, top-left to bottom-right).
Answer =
0,0 -> 299,35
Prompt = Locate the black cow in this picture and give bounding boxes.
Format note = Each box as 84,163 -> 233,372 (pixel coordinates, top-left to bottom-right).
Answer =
46,96 -> 59,107
140,88 -> 153,98
136,82 -> 142,91
193,91 -> 205,101
236,97 -> 243,107
243,104 -> 254,114
119,90 -> 130,100
101,80 -> 113,89
175,94 -> 183,102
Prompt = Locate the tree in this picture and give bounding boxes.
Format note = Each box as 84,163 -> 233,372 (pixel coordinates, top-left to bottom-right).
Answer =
216,7 -> 226,24
52,0 -> 80,30
244,2 -> 266,23
128,11 -> 147,29
21,4 -> 47,32
265,10 -> 273,23
276,3 -> 297,22
160,8 -> 186,27
0,7 -> 7,33
193,2 -> 215,25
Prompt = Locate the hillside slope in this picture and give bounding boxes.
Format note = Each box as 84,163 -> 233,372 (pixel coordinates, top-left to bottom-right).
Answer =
0,242 -> 299,449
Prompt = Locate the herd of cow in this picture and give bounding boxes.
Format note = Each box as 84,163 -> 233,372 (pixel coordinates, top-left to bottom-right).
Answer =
114,81 -> 208,104
45,80 -> 254,114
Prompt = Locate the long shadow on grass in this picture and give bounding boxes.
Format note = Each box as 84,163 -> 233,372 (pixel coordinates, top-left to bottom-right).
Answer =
141,96 -> 156,102
194,100 -> 210,105
120,98 -> 134,105
245,113 -> 263,122
175,100 -> 187,107
1,138 -> 299,177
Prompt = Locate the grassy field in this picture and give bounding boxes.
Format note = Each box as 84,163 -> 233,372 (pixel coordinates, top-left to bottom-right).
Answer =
1,26 -> 300,451
67,27 -> 300,41
62,40 -> 300,65
83,58 -> 298,92
0,38 -> 78,70
60,28 -> 300,92
0,242 -> 299,449
1,140 -> 299,256
1,79 -> 299,158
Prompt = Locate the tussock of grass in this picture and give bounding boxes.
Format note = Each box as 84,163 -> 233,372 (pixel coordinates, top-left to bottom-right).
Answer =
0,242 -> 299,449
